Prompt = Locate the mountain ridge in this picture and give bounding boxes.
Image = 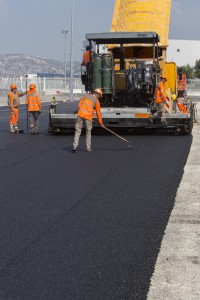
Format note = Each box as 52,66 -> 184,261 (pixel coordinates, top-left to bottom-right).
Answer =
0,54 -> 80,76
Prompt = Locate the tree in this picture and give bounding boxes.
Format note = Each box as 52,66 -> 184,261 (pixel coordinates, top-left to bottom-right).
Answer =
194,59 -> 200,78
178,64 -> 194,79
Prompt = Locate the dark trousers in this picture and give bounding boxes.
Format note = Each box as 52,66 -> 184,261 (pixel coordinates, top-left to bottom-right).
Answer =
29,111 -> 40,133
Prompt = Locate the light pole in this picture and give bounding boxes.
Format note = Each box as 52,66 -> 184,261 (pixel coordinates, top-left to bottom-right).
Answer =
80,48 -> 84,62
61,29 -> 69,90
70,0 -> 75,100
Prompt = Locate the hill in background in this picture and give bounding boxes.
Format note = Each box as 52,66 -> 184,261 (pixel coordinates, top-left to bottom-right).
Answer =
0,54 -> 81,77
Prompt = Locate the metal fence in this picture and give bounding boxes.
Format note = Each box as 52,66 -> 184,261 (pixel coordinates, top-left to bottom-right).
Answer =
0,76 -> 85,96
1,77 -> 200,96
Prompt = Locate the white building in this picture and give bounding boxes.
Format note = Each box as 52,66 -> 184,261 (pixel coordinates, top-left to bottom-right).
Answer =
167,39 -> 200,67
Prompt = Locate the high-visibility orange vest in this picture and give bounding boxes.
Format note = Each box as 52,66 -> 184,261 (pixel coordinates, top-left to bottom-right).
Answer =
8,92 -> 20,108
78,94 -> 102,124
154,82 -> 166,104
82,50 -> 90,66
177,98 -> 188,113
26,90 -> 41,111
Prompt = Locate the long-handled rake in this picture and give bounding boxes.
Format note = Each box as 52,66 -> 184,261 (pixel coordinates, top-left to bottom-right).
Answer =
93,120 -> 134,149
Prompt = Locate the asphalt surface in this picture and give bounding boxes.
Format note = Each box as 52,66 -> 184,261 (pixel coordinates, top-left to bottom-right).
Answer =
0,102 -> 192,300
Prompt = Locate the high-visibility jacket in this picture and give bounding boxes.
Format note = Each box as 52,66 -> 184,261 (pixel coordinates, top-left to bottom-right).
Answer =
177,98 -> 188,113
26,89 -> 41,111
8,91 -> 25,108
154,82 -> 166,104
10,108 -> 19,125
78,94 -> 102,124
82,50 -> 90,66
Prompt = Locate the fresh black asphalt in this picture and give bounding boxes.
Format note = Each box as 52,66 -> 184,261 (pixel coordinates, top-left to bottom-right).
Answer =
0,102 -> 192,299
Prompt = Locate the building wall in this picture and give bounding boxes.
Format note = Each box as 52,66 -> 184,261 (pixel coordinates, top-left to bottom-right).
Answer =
167,39 -> 200,67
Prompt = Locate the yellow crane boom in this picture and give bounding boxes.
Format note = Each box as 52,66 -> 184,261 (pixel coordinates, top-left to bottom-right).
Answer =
111,0 -> 171,47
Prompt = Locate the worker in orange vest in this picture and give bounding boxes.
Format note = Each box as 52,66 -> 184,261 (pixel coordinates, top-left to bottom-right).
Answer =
177,98 -> 188,113
149,75 -> 167,124
82,45 -> 91,66
72,88 -> 104,153
26,84 -> 41,135
8,84 -> 27,133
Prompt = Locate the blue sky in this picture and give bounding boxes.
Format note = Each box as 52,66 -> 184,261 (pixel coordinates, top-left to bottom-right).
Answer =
0,0 -> 199,62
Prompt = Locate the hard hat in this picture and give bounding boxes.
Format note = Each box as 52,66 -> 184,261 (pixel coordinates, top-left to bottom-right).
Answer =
30,84 -> 36,89
94,88 -> 103,97
10,84 -> 17,90
171,94 -> 177,101
160,74 -> 167,81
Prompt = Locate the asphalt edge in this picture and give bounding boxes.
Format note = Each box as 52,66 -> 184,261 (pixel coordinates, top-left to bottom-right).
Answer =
147,103 -> 200,300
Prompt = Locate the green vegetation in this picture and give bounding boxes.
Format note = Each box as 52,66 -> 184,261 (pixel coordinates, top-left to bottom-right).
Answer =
177,64 -> 194,79
179,59 -> 200,79
194,59 -> 200,79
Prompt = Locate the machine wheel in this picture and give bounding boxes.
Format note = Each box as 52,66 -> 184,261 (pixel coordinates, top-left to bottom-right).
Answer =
182,115 -> 193,135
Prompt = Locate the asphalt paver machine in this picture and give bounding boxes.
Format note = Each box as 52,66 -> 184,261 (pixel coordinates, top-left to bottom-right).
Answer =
49,31 -> 194,134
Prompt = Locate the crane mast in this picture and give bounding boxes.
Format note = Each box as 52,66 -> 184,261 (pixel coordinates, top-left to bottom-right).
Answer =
111,0 -> 171,48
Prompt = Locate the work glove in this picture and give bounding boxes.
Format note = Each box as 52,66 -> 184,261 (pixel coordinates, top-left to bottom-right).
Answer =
38,110 -> 42,114
74,110 -> 78,114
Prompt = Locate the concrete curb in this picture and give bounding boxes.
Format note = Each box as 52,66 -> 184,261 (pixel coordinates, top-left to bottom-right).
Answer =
147,103 -> 200,300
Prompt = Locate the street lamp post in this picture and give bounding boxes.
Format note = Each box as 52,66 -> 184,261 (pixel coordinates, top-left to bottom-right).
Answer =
80,48 -> 84,61
61,29 -> 69,90
70,0 -> 75,100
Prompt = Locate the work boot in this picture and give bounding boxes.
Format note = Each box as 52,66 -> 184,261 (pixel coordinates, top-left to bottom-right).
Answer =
14,125 -> 19,133
10,125 -> 15,133
72,148 -> 76,153
87,148 -> 92,152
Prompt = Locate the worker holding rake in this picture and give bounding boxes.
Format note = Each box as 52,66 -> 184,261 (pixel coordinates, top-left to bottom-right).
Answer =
72,88 -> 103,153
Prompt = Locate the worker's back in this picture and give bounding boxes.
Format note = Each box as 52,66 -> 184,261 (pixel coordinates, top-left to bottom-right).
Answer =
82,50 -> 90,66
78,94 -> 98,121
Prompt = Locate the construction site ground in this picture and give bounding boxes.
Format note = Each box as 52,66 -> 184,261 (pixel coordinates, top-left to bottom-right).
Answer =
0,98 -> 199,299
